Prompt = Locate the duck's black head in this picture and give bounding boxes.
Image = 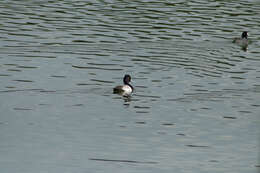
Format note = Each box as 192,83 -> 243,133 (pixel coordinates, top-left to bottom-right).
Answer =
241,31 -> 248,39
123,74 -> 131,84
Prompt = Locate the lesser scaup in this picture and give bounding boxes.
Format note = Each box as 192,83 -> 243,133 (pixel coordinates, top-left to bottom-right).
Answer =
113,74 -> 133,95
233,31 -> 249,46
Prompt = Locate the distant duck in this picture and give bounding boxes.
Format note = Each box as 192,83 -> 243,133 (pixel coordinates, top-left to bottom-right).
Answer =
233,31 -> 249,46
113,74 -> 133,96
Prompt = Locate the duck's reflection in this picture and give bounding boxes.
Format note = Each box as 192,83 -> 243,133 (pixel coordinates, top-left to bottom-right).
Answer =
241,45 -> 248,52
122,95 -> 132,103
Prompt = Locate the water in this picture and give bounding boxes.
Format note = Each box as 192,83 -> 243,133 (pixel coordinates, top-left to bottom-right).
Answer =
0,0 -> 259,173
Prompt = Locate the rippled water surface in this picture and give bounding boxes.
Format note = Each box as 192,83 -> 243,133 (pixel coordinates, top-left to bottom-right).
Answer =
0,0 -> 260,173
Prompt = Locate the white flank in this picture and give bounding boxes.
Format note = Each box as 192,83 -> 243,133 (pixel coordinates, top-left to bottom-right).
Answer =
122,85 -> 132,95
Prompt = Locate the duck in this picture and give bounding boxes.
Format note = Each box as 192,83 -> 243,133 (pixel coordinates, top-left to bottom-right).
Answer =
233,31 -> 249,46
113,74 -> 133,95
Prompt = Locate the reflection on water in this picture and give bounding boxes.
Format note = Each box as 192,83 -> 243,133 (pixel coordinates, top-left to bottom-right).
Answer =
0,0 -> 260,173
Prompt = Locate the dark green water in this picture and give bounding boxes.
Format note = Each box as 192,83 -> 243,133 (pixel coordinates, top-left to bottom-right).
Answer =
0,0 -> 259,173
